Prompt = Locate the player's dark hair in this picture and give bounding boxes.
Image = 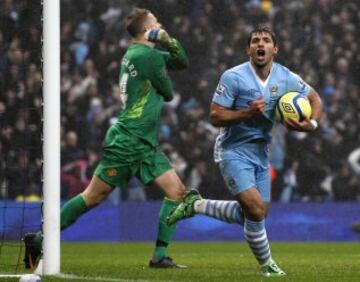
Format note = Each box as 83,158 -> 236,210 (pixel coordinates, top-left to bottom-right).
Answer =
125,8 -> 150,38
247,26 -> 277,46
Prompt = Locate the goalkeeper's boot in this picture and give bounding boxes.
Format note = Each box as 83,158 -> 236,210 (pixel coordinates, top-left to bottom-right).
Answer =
166,189 -> 202,225
260,259 -> 286,277
23,233 -> 42,269
149,256 -> 187,269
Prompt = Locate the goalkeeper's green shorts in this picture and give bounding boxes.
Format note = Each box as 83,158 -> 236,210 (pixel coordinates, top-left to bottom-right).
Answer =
94,126 -> 172,188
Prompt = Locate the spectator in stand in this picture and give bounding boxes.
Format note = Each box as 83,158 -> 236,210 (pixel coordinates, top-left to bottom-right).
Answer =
5,152 -> 41,200
0,0 -> 42,199
279,161 -> 299,203
61,131 -> 88,198
332,162 -> 358,201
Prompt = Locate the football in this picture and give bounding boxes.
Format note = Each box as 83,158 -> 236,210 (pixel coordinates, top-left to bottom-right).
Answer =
275,92 -> 312,124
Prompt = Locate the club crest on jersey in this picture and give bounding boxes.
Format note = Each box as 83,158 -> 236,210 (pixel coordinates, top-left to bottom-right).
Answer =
270,86 -> 278,96
107,168 -> 117,177
215,83 -> 226,95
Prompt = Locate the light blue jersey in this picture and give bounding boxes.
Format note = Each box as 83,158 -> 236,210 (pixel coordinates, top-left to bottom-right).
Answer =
212,61 -> 311,200
213,61 -> 311,162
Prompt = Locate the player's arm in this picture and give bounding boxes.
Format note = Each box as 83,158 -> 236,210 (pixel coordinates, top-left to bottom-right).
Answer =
161,38 -> 189,70
147,52 -> 174,102
209,71 -> 265,127
307,89 -> 322,122
145,29 -> 188,70
210,100 -> 264,127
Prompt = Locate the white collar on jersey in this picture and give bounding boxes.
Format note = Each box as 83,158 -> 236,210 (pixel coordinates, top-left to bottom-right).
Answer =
248,62 -> 274,88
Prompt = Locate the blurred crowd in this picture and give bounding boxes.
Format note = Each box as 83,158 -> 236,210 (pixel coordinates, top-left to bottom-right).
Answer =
0,0 -> 42,200
1,0 -> 360,202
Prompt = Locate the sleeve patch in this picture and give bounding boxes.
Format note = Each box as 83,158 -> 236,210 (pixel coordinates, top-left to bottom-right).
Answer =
215,83 -> 226,95
298,79 -> 306,90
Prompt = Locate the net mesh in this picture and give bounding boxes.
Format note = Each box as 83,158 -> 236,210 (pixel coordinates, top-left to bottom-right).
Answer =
0,0 -> 42,274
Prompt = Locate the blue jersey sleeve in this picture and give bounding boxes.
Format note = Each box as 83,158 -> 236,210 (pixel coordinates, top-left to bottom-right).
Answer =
287,71 -> 311,97
212,71 -> 238,108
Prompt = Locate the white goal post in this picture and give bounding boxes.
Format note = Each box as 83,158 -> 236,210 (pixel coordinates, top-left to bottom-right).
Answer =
42,0 -> 61,275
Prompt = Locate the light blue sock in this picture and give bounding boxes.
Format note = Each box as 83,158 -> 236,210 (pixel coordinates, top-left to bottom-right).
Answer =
194,199 -> 244,225
244,218 -> 272,266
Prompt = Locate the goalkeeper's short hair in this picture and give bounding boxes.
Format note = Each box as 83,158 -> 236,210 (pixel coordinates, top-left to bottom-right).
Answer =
125,8 -> 150,38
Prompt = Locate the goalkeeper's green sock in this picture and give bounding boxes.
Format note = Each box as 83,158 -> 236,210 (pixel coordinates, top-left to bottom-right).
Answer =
152,198 -> 179,262
60,194 -> 89,230
31,194 -> 89,250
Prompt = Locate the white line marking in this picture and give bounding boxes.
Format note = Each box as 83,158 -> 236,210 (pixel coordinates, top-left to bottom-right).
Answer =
56,273 -> 172,282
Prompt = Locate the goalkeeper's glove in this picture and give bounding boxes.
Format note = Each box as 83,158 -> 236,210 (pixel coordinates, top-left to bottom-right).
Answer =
144,28 -> 171,45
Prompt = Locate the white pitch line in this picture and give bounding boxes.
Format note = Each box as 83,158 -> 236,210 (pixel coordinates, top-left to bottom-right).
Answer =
56,273 -> 172,282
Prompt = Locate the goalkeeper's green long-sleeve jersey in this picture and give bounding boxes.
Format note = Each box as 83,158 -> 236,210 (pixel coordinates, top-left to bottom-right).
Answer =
117,38 -> 188,147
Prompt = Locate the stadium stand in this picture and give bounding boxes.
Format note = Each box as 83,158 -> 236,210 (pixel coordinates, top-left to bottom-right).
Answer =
1,0 -> 359,202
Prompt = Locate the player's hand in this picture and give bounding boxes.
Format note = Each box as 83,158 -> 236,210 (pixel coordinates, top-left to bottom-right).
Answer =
144,28 -> 171,45
286,117 -> 317,132
248,97 -> 265,117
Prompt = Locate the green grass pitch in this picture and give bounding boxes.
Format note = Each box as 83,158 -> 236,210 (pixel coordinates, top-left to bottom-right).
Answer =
2,242 -> 360,281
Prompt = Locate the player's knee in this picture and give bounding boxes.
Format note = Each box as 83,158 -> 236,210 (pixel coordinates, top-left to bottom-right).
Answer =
247,209 -> 264,221
243,204 -> 266,221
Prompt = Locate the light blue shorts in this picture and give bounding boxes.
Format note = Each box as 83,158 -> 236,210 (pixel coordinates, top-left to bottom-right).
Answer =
217,142 -> 271,202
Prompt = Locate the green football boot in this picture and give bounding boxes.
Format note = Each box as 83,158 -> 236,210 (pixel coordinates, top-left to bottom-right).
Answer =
260,259 -> 286,277
166,189 -> 202,225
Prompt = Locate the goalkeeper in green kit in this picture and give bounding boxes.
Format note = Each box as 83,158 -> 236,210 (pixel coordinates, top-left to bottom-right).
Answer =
24,8 -> 189,269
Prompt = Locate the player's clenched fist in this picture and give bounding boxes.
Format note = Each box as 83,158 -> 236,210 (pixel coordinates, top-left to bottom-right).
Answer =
145,28 -> 171,44
248,97 -> 265,116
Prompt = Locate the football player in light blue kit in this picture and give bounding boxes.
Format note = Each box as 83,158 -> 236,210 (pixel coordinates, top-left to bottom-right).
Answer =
167,26 -> 322,276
